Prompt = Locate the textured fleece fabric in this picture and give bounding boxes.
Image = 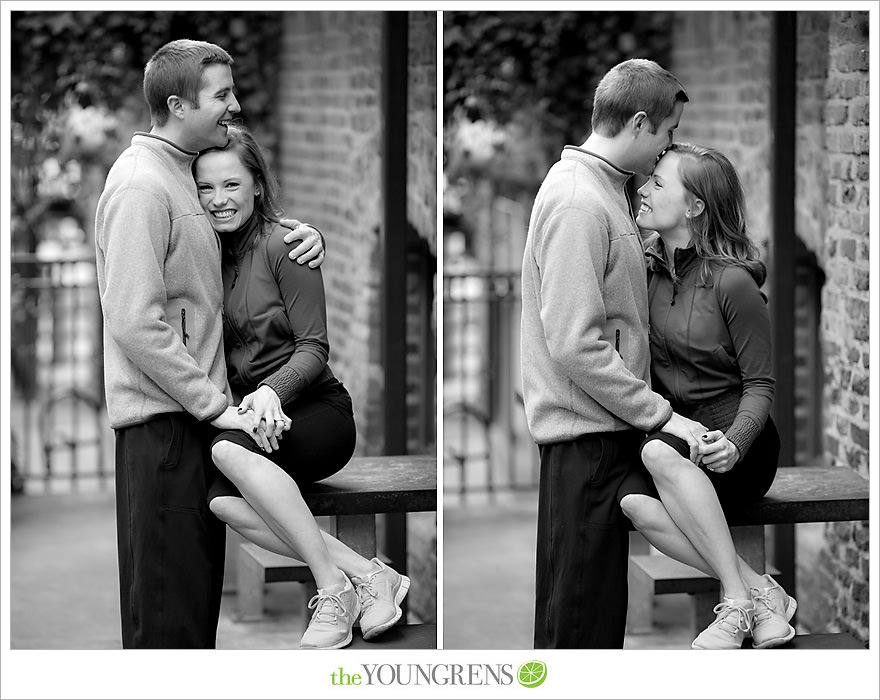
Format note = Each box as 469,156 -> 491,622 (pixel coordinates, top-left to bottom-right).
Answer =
644,232 -> 775,459
95,133 -> 231,429
521,147 -> 673,444
218,215 -> 333,404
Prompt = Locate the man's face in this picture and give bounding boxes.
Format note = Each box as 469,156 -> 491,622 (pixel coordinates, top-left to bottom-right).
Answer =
181,63 -> 241,152
632,101 -> 684,177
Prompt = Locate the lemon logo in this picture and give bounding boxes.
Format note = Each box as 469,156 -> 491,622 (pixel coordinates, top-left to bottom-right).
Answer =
517,660 -> 547,688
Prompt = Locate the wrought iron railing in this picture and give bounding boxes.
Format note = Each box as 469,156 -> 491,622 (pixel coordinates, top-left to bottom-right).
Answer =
443,268 -> 538,500
10,252 -> 111,491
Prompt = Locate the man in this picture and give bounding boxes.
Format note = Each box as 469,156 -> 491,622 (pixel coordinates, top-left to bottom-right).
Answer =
95,39 -> 323,648
520,58 -> 708,649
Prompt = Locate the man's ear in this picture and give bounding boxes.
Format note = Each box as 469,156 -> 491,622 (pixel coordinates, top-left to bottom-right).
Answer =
632,111 -> 649,134
166,95 -> 186,121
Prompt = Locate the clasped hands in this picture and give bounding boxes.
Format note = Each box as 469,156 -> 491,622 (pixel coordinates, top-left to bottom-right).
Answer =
660,413 -> 740,473
211,385 -> 291,453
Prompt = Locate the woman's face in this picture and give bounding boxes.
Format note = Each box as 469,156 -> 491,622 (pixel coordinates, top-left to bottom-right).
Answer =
636,150 -> 691,235
194,149 -> 257,233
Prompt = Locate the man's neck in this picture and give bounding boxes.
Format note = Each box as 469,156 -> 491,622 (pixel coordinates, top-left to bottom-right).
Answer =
149,125 -> 197,153
579,133 -> 634,173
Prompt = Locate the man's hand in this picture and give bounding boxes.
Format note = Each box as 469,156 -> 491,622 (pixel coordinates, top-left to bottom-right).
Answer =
659,412 -> 709,463
698,430 -> 740,473
280,218 -> 324,268
209,405 -> 273,453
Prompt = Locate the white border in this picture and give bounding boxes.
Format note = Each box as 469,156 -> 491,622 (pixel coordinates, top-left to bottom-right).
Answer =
2,2 -> 878,699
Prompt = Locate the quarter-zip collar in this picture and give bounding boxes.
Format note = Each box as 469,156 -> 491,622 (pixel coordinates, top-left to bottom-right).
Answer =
220,211 -> 264,261
644,232 -> 700,279
561,146 -> 634,188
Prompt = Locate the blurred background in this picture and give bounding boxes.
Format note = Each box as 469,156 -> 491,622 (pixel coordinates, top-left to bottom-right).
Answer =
7,9 -> 437,648
442,10 -> 870,649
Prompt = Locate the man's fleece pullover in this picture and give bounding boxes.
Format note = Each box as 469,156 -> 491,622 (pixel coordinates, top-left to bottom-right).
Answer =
95,133 -> 232,429
520,147 -> 673,444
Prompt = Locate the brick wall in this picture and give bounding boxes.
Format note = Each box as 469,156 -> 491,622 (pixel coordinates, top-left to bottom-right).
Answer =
669,10 -> 869,642
408,11 -> 437,255
276,10 -> 436,624
670,12 -> 773,259
812,10 -> 869,641
277,11 -> 385,455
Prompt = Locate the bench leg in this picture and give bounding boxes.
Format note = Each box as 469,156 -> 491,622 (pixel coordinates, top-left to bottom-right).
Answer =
690,591 -> 720,638
236,545 -> 266,622
627,559 -> 654,633
335,514 -> 377,558
731,525 -> 766,572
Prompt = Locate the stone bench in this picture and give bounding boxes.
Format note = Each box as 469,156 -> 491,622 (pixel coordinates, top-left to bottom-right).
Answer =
235,454 -> 436,646
627,465 -> 869,645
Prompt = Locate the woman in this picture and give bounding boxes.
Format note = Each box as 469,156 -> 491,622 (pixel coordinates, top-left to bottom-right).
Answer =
620,143 -> 795,650
193,125 -> 409,650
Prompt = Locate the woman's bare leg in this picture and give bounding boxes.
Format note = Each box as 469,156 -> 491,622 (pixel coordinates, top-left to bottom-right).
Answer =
639,440 -> 751,600
212,440 -> 374,589
620,493 -> 768,590
210,495 -> 377,580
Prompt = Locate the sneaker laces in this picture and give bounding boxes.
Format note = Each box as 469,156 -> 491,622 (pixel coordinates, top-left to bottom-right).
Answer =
710,600 -> 753,636
355,574 -> 380,611
307,590 -> 348,625
752,590 -> 780,623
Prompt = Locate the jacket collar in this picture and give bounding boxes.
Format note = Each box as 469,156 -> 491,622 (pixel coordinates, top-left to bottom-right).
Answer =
561,146 -> 634,187
220,212 -> 264,260
644,232 -> 700,277
131,132 -> 199,162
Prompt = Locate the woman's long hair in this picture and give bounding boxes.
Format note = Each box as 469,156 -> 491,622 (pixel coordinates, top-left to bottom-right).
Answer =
195,123 -> 284,226
667,142 -> 766,286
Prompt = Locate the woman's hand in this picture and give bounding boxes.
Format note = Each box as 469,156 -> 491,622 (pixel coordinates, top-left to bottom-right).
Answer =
698,430 -> 740,473
238,385 -> 291,452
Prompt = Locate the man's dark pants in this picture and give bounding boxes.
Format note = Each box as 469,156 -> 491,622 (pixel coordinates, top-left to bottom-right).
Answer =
534,429 -> 643,649
115,413 -> 226,648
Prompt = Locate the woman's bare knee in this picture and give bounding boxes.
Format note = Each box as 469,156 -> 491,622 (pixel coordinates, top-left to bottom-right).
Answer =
621,494 -> 663,532
209,495 -> 247,525
641,439 -> 688,477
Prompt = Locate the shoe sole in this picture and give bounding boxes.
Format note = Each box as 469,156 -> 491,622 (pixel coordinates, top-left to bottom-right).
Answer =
784,595 -> 797,621
751,623 -> 796,649
362,575 -> 411,641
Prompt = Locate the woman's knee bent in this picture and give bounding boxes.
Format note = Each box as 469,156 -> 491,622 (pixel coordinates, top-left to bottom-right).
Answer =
209,495 -> 248,527
620,494 -> 665,533
640,438 -> 689,478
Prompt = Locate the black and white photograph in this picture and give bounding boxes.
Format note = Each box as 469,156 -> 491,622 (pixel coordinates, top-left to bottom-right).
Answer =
2,4 -> 879,700
443,7 -> 872,654
5,6 -> 437,658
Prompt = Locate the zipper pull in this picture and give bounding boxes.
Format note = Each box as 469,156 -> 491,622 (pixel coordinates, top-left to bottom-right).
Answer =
671,282 -> 677,306
181,308 -> 189,346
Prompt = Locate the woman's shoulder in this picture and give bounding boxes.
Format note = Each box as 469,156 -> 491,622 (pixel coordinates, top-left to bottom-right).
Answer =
713,262 -> 768,304
262,223 -> 295,260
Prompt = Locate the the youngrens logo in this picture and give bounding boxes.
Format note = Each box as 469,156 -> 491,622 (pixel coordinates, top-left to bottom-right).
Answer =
517,660 -> 547,688
329,661 -> 547,688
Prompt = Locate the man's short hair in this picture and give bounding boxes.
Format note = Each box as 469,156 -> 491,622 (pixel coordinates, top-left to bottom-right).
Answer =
144,39 -> 234,127
591,58 -> 688,137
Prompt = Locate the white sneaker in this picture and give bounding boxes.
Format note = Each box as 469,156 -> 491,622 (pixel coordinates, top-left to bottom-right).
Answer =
299,575 -> 360,650
750,575 -> 797,649
691,597 -> 754,650
352,558 -> 410,640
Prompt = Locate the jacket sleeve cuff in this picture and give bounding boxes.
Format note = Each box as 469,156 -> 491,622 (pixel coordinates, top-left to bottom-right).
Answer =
725,414 -> 762,461
259,366 -> 306,406
647,403 -> 675,434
